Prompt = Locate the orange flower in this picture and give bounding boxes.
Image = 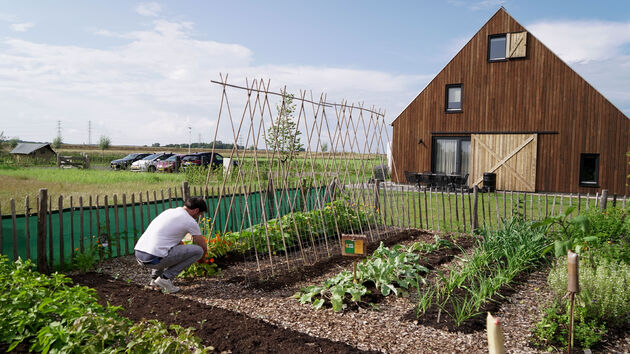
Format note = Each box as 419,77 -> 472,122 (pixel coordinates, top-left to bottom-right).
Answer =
210,258 -> 215,263
75,248 -> 79,251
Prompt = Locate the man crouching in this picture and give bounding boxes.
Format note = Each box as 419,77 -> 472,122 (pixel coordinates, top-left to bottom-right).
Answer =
134,197 -> 208,293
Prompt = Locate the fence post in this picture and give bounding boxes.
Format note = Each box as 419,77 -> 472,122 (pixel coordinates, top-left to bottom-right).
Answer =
600,189 -> 608,210
472,186 -> 479,233
182,181 -> 190,202
37,189 -> 49,274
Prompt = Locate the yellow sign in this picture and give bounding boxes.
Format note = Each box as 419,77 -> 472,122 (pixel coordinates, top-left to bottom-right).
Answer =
341,234 -> 366,256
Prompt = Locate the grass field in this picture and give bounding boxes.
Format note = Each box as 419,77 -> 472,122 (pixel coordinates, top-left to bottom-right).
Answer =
0,152 -> 386,212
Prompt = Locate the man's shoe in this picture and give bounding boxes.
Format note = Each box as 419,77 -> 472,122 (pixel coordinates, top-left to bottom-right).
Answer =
154,277 -> 180,293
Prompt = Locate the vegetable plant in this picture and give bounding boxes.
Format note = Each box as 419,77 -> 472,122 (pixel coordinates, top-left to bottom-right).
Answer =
416,218 -> 550,326
296,238 -> 456,311
0,255 -> 213,352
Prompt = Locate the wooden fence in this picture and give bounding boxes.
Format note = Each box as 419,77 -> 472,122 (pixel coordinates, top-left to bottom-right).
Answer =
1,179 -> 627,275
57,153 -> 90,169
376,184 -> 627,233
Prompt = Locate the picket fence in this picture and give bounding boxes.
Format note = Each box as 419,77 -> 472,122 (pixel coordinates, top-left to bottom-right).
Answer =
1,180 -> 627,275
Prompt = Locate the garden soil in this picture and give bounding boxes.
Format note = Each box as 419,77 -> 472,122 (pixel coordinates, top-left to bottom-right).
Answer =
66,228 -> 630,352
70,272 -> 372,353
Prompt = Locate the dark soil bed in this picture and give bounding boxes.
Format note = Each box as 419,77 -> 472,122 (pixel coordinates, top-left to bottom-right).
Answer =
233,229 -> 477,292
70,273 -> 376,353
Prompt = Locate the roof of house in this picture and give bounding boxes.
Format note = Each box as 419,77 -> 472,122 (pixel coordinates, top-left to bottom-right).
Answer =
10,143 -> 54,155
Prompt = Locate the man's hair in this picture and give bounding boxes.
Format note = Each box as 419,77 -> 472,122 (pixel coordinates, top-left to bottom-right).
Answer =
184,197 -> 208,213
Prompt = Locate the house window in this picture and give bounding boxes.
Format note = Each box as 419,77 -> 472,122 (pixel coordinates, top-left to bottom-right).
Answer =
446,84 -> 462,112
579,153 -> 599,187
432,137 -> 470,176
488,34 -> 507,61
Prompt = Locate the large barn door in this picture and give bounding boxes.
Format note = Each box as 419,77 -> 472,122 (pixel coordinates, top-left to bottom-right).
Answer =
470,134 -> 537,192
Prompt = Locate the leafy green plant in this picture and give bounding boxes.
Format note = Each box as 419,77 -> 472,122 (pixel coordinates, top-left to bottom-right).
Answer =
179,262 -> 220,278
0,256 -> 212,352
296,241 -> 434,311
71,237 -> 108,273
534,205 -> 629,262
533,302 -> 606,350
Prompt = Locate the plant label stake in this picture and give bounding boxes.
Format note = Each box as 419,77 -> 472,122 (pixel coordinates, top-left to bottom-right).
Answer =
341,234 -> 366,283
486,312 -> 506,354
566,250 -> 579,354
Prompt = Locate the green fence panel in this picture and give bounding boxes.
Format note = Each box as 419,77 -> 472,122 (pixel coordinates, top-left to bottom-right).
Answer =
1,186 -> 330,268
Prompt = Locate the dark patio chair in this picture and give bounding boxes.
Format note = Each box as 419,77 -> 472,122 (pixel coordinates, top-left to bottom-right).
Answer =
404,171 -> 418,184
417,173 -> 431,189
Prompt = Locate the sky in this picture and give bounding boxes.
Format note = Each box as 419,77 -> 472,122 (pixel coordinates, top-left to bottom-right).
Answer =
0,0 -> 629,147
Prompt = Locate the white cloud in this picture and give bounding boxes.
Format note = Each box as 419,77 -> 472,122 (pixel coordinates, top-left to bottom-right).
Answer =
447,0 -> 505,11
528,20 -> 630,63
0,19 -> 427,146
135,2 -> 162,17
10,22 -> 33,32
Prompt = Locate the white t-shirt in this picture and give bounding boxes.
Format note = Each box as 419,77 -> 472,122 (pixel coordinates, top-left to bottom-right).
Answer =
134,207 -> 202,257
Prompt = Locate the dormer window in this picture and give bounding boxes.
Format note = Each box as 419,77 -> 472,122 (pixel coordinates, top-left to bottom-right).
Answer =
446,84 -> 462,112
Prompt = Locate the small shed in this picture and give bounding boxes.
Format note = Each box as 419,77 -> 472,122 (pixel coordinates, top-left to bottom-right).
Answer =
10,143 -> 56,161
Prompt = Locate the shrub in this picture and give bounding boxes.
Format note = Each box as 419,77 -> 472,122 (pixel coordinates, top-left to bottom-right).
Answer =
534,257 -> 630,350
547,257 -> 630,326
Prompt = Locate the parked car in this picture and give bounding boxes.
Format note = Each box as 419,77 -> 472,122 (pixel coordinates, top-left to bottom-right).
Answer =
181,152 -> 236,170
156,154 -> 190,173
110,153 -> 151,170
130,152 -> 174,172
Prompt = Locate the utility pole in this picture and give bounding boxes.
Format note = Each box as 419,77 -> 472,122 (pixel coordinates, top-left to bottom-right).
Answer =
57,120 -> 62,139
88,120 -> 92,145
188,125 -> 192,154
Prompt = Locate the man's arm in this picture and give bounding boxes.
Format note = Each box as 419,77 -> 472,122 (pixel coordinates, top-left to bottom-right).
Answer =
191,235 -> 207,254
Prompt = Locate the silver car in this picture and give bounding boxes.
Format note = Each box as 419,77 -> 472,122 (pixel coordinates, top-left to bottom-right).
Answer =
129,152 -> 174,172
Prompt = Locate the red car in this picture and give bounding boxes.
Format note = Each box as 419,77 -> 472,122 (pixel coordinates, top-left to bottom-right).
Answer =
155,154 -> 189,173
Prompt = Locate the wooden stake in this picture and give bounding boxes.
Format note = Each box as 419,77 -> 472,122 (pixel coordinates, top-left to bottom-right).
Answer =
11,199 -> 17,260
79,197 -> 84,253
37,189 -> 48,273
58,196 -> 64,270
25,196 -> 31,259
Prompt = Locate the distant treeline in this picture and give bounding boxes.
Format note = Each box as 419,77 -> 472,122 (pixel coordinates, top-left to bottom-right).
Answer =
161,141 -> 246,150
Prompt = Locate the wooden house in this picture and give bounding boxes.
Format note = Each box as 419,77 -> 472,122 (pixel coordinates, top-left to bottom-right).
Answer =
391,8 -> 630,195
10,143 -> 56,162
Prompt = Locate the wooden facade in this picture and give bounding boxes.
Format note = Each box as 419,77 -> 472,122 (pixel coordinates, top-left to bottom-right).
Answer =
392,8 -> 630,195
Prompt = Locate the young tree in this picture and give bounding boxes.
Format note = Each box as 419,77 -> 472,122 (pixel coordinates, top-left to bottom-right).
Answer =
265,90 -> 303,163
8,137 -> 19,149
99,135 -> 111,159
321,142 -> 329,152
52,136 -> 63,149
0,131 -> 5,151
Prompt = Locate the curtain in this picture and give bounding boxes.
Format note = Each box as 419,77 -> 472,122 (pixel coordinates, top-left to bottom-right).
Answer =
460,140 -> 470,176
434,139 -> 457,174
